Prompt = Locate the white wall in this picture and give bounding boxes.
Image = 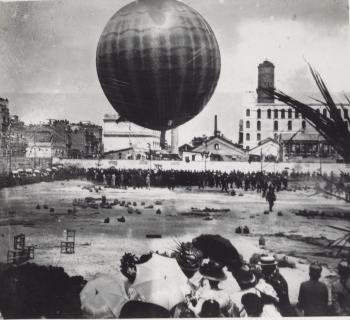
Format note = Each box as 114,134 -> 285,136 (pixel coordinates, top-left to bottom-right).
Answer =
103,114 -> 161,153
242,103 -> 319,149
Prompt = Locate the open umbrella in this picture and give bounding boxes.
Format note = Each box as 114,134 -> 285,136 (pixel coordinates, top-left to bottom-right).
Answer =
131,254 -> 190,310
192,234 -> 242,272
80,275 -> 128,318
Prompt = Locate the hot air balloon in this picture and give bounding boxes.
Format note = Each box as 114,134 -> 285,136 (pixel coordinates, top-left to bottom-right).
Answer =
96,0 -> 221,131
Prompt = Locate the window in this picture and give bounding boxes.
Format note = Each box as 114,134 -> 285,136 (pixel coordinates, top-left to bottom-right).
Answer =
322,109 -> 327,117
288,109 -> 292,119
257,109 -> 261,119
274,120 -> 278,131
257,133 -> 261,141
274,109 -> 278,119
214,143 -> 220,150
288,120 -> 292,131
246,133 -> 250,141
344,109 -> 349,118
302,120 -> 306,130
281,109 -> 285,119
295,110 -> 299,119
246,109 -> 250,117
192,155 -> 196,161
246,121 -> 250,129
267,109 -> 271,119
316,109 -> 321,115
257,121 -> 261,131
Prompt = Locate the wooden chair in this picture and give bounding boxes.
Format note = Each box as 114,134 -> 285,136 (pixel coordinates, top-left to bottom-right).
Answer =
60,229 -> 76,254
60,241 -> 75,254
14,234 -> 25,250
14,233 -> 35,260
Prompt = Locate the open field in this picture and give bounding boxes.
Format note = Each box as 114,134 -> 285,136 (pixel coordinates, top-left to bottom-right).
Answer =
1,179 -> 350,304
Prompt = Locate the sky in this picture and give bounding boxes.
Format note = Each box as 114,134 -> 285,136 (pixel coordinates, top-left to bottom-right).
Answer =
0,0 -> 349,144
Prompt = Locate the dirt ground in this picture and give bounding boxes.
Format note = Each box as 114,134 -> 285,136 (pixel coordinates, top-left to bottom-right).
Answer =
1,179 -> 350,304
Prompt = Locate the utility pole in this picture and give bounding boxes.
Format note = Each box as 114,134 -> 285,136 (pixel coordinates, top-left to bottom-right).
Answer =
33,129 -> 36,169
319,134 -> 322,176
148,143 -> 151,170
204,141 -> 208,171
7,122 -> 12,173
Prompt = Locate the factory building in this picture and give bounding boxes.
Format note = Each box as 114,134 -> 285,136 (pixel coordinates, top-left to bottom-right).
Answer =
240,60 -> 349,161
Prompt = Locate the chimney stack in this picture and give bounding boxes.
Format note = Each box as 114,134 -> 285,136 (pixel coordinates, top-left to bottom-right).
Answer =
214,115 -> 218,137
170,128 -> 179,154
160,130 -> 166,149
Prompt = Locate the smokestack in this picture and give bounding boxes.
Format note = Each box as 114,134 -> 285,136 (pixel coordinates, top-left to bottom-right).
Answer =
170,128 -> 179,154
214,115 -> 218,136
160,130 -> 166,149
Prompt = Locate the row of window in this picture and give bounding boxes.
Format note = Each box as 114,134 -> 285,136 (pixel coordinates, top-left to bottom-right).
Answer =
246,108 -> 349,119
246,133 -> 259,141
246,120 -> 305,131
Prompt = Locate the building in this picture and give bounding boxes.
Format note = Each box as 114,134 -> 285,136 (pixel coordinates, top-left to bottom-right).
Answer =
248,138 -> 280,161
0,98 -> 10,157
25,126 -> 67,158
8,115 -> 27,157
190,115 -> 247,161
69,122 -> 103,158
103,114 -> 161,158
240,60 -> 349,160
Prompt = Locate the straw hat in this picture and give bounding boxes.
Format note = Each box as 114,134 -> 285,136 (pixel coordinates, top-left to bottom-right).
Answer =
259,255 -> 277,267
199,260 -> 227,282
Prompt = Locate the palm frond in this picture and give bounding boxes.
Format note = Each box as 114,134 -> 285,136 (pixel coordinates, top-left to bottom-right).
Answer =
264,64 -> 350,162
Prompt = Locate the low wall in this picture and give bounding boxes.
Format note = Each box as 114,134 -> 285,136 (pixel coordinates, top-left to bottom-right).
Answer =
0,157 -> 52,173
54,158 -> 350,175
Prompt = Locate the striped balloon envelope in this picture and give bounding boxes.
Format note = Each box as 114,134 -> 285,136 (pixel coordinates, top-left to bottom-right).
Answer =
96,0 -> 221,131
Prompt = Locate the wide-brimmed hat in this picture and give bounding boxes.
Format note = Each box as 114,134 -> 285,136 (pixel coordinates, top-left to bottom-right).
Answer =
199,260 -> 227,281
237,264 -> 256,285
259,255 -> 277,267
174,242 -> 203,272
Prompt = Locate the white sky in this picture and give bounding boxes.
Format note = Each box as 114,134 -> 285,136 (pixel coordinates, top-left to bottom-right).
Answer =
0,0 -> 348,144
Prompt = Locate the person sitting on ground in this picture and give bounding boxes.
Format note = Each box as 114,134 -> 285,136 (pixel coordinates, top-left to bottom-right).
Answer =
298,261 -> 329,316
259,255 -> 295,316
188,260 -> 236,317
232,263 -> 281,318
331,260 -> 350,316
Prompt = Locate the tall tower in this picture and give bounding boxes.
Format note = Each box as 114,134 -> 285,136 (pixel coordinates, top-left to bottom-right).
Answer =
256,60 -> 275,103
170,128 -> 179,154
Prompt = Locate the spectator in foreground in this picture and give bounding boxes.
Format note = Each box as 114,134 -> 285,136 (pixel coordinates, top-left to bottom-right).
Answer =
331,260 -> 350,316
298,262 -> 328,316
